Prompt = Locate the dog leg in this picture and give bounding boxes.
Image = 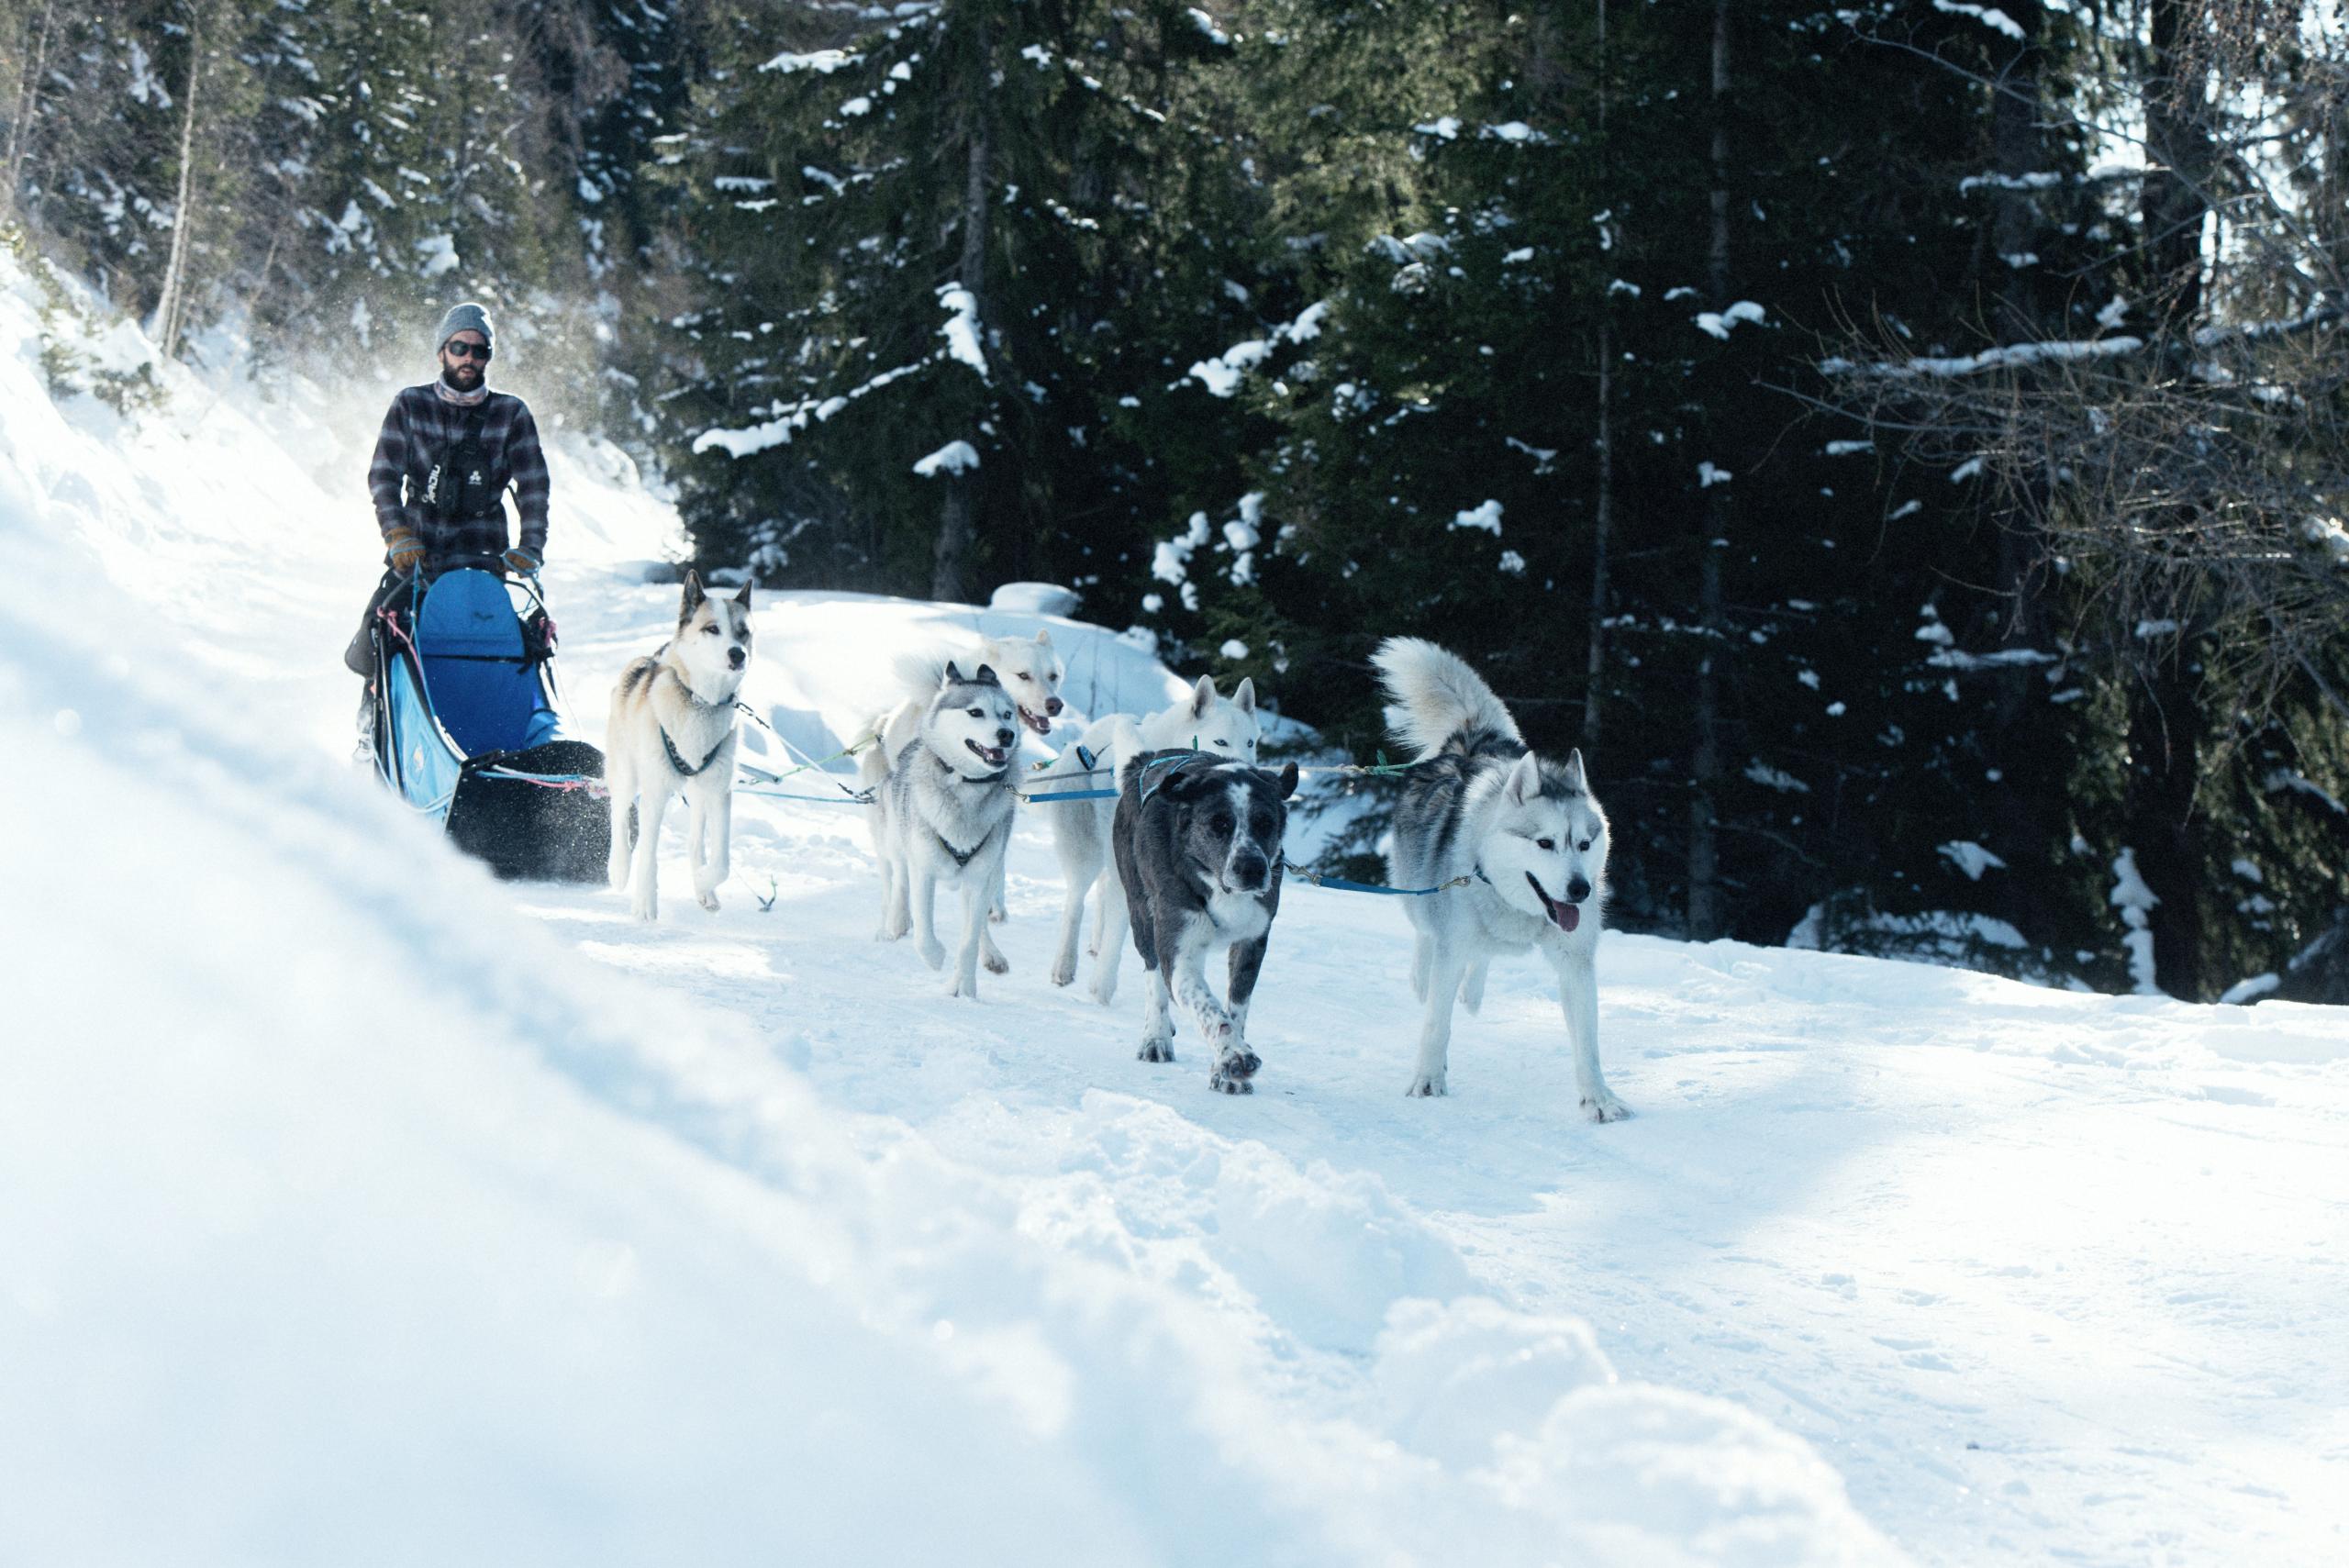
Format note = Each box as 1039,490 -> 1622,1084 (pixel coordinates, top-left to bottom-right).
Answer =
686,788 -> 721,914
1049,820 -> 1101,987
988,857 -> 1008,925
1089,880 -> 1130,1006
1557,947 -> 1628,1122
1459,959 -> 1489,1014
606,758 -> 637,891
1407,952 -> 1467,1096
1410,932 -> 1432,1001
629,778 -> 673,922
1135,965 -> 1175,1062
1168,940 -> 1249,1093
950,877 -> 987,998
1050,875 -> 1088,987
1086,867 -> 1109,957
911,869 -> 945,971
1208,939 -> 1269,1094
698,783 -> 733,912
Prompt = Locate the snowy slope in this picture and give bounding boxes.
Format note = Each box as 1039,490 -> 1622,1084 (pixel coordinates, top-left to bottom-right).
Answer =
4,261 -> 2344,1567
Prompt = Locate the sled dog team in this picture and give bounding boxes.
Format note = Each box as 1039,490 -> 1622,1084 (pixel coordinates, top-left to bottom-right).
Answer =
605,573 -> 1626,1121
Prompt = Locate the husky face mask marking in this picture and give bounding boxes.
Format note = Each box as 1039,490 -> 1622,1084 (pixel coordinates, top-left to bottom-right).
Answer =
674,572 -> 754,695
1476,751 -> 1607,932
930,662 -> 1020,776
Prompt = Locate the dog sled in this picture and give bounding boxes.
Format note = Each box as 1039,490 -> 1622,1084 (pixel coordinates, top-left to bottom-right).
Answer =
361,560 -> 610,880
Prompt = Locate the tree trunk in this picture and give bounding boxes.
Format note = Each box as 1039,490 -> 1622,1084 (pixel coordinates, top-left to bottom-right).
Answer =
4,0 -> 57,214
2121,0 -> 2216,995
1583,0 -> 1612,755
931,74 -> 994,605
1687,0 -> 1731,940
151,5 -> 204,361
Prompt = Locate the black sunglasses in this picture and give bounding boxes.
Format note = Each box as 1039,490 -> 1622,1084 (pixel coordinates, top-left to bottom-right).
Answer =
445,340 -> 492,361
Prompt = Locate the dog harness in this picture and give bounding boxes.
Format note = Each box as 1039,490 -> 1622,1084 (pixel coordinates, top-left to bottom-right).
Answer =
934,819 -> 1002,870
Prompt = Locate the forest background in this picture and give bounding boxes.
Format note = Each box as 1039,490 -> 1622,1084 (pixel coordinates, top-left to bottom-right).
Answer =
6,0 -> 2345,1000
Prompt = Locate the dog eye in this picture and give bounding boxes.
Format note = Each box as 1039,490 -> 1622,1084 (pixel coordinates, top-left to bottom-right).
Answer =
1536,837 -> 1554,851
702,624 -> 719,635
1208,814 -> 1233,834
1578,839 -> 1593,851
1212,739 -> 1230,748
966,707 -> 984,718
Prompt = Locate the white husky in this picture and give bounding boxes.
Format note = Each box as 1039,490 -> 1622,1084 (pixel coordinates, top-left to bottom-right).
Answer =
1042,674 -> 1262,1003
860,628 -> 1067,973
872,662 -> 1022,999
605,573 -> 754,922
1371,637 -> 1625,1119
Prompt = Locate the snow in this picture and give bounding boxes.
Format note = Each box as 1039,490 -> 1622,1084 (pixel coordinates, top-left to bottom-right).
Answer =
1450,499 -> 1503,535
988,582 -> 1080,617
2110,849 -> 2162,995
911,439 -> 980,477
1186,6 -> 1230,47
1932,0 -> 2026,39
1219,639 -> 1251,661
1936,841 -> 2008,881
6,252 -> 2348,1568
761,48 -> 862,74
414,233 -> 460,278
1698,461 -> 1732,488
935,283 -> 988,380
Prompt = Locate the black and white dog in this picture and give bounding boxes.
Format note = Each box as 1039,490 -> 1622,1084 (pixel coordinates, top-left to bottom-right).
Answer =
872,662 -> 1021,999
1371,637 -> 1626,1119
1103,750 -> 1300,1094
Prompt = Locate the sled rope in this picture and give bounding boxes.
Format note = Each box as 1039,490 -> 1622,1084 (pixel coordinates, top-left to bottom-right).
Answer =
1278,858 -> 1486,897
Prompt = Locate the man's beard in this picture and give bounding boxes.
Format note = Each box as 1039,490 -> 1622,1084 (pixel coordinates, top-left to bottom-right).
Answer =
439,363 -> 484,392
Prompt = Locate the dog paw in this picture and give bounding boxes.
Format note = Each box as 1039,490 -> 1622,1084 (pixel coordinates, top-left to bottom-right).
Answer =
1209,1049 -> 1260,1094
918,939 -> 946,970
1137,1039 -> 1175,1063
1049,958 -> 1076,987
630,899 -> 658,923
697,891 -> 720,913
983,947 -> 1010,975
1581,1090 -> 1632,1123
1405,1071 -> 1446,1098
988,906 -> 1008,925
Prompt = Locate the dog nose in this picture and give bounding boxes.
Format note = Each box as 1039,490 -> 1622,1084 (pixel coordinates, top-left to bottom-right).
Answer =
1230,852 -> 1269,889
996,728 -> 1016,747
1567,876 -> 1591,903
728,647 -> 746,670
1045,696 -> 1063,716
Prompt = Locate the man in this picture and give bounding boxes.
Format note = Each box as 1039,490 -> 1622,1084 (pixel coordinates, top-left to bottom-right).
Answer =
367,301 -> 551,580
348,303 -> 552,752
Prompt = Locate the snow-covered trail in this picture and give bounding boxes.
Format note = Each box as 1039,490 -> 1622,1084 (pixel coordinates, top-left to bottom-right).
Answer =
5,271 -> 2343,1566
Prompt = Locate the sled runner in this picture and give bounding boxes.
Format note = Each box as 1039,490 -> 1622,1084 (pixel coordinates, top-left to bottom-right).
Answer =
363,561 -> 610,880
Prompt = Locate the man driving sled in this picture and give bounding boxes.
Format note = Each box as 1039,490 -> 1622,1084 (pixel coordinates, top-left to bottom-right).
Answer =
346,303 -> 552,746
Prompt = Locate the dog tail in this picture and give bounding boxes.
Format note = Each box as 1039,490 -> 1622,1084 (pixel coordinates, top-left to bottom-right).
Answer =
892,647 -> 953,701
1371,637 -> 1521,758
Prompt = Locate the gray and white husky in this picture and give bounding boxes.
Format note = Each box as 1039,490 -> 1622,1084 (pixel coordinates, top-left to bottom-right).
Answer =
1371,637 -> 1627,1119
605,572 -> 754,922
871,662 -> 1022,999
1104,751 -> 1299,1093
861,628 -> 1067,972
1047,675 -> 1262,1000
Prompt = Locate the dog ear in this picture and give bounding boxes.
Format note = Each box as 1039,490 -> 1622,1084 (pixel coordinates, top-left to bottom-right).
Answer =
1189,673 -> 1219,719
1558,748 -> 1586,795
1504,751 -> 1542,805
735,579 -> 754,609
1275,759 -> 1298,800
972,662 -> 1002,686
680,571 -> 707,616
941,660 -> 966,686
1232,676 -> 1256,716
1033,628 -> 1052,647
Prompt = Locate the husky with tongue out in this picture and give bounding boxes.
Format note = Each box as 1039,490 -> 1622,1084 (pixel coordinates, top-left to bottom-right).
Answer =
872,661 -> 1022,999
1372,637 -> 1627,1119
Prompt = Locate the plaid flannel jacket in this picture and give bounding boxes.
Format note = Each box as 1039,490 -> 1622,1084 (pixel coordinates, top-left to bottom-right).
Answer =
366,384 -> 551,568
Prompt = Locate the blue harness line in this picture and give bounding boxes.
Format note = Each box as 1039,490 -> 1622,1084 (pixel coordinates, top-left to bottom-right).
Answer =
1279,859 -> 1486,897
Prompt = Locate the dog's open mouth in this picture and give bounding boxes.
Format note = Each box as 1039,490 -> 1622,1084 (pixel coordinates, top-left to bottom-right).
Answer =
1527,872 -> 1581,932
965,739 -> 1010,769
1019,706 -> 1052,737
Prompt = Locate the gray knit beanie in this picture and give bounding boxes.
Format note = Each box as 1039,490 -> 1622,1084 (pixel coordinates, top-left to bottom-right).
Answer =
434,301 -> 494,353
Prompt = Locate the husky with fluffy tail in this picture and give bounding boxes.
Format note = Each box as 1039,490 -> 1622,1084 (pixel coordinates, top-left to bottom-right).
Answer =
1371,637 -> 1626,1118
871,662 -> 1021,999
605,573 -> 755,922
1048,675 -> 1261,1000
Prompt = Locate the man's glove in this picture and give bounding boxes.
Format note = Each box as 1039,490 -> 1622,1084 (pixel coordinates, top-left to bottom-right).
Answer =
504,545 -> 543,577
384,528 -> 425,573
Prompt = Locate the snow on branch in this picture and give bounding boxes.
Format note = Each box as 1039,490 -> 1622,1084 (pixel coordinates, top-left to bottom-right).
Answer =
1932,1 -> 2025,41
762,49 -> 863,75
936,283 -> 988,381
1822,335 -> 2143,379
913,440 -> 980,477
